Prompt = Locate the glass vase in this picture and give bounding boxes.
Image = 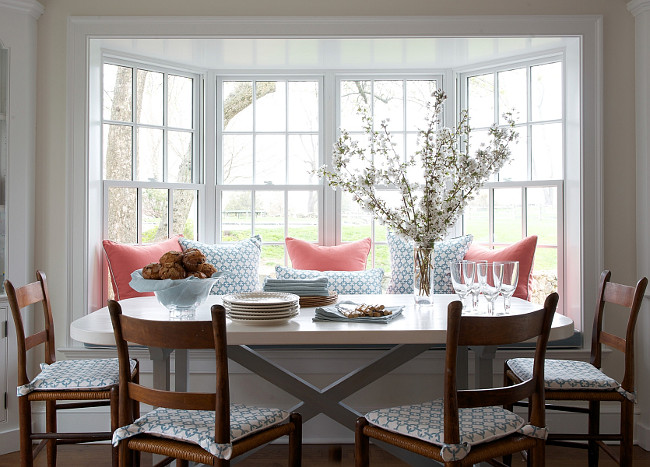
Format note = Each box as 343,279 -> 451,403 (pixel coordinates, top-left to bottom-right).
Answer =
414,246 -> 434,306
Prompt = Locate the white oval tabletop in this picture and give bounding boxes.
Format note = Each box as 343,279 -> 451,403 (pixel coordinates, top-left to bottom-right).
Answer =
70,294 -> 573,347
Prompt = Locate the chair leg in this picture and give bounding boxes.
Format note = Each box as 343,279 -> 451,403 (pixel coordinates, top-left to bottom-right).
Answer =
502,364 -> 514,467
110,387 -> 119,467
288,412 -> 302,467
528,440 -> 545,467
45,399 -> 57,467
176,460 -> 189,467
355,417 -> 370,467
588,401 -> 600,467
621,398 -> 634,467
18,396 -> 34,467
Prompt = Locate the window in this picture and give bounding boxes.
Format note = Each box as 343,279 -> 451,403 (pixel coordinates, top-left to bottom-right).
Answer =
336,77 -> 440,281
216,78 -> 322,277
102,61 -> 202,246
460,59 -> 564,305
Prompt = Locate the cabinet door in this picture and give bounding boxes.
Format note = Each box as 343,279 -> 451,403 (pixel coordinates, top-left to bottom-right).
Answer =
0,304 -> 6,423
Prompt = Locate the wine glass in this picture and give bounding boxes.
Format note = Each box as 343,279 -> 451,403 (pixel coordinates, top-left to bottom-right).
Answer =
449,261 -> 475,311
469,260 -> 487,312
496,261 -> 519,314
477,262 -> 503,315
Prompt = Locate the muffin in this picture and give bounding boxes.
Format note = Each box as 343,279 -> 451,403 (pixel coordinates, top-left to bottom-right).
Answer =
198,262 -> 218,277
141,262 -> 162,279
182,248 -> 206,272
159,263 -> 187,280
159,250 -> 184,266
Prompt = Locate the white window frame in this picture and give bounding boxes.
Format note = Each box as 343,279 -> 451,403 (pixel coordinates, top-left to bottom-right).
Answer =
68,16 -> 600,348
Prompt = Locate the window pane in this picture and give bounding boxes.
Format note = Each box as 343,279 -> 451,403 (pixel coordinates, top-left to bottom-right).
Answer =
288,190 -> 318,241
136,128 -> 163,181
288,81 -> 318,132
103,64 -> 132,122
255,191 -> 284,243
256,81 -> 286,132
223,81 -> 253,131
374,80 -> 404,131
531,123 -> 562,180
341,192 -> 372,241
288,135 -> 318,184
406,80 -> 437,131
107,187 -> 137,243
498,126 -> 527,181
467,73 -> 494,128
527,186 -> 557,245
261,244 -> 284,279
498,68 -> 526,124
142,188 -> 169,242
531,62 -> 562,122
137,69 -> 163,126
168,74 -> 193,129
340,80 -> 370,132
464,189 -> 488,242
255,135 -> 286,184
173,189 -> 197,240
103,124 -> 132,181
222,191 -> 252,241
222,135 -> 253,184
168,130 -> 192,183
375,244 -> 390,279
494,187 -> 522,243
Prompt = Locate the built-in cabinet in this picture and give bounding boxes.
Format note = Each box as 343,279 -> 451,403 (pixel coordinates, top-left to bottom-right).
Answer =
0,0 -> 42,453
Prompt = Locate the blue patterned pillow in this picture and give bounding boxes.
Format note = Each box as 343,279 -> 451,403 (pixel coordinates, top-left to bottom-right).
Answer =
386,232 -> 473,294
179,236 -> 262,295
274,266 -> 383,294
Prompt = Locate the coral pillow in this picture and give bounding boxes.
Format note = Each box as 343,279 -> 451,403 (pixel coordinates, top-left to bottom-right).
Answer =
463,235 -> 538,300
285,237 -> 371,271
103,235 -> 183,300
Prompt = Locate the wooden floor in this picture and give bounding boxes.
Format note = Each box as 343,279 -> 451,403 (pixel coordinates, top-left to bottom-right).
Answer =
1,444 -> 650,466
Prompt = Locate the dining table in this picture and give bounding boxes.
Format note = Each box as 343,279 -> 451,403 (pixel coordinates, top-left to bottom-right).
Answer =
70,293 -> 573,466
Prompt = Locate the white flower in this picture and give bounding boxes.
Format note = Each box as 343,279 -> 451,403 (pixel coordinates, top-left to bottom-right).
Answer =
316,89 -> 518,246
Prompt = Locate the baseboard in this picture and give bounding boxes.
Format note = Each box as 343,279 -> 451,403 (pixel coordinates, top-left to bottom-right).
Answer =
0,427 -> 20,455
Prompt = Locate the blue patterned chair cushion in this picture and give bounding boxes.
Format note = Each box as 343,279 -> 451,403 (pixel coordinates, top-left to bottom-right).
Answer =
386,233 -> 473,294
365,399 -> 536,462
179,236 -> 262,295
112,404 -> 289,460
507,358 -> 635,401
274,266 -> 383,294
17,358 -> 137,396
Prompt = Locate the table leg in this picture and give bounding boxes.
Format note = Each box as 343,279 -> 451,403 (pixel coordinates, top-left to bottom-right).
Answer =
469,345 -> 497,388
175,349 -> 189,391
148,347 -> 173,390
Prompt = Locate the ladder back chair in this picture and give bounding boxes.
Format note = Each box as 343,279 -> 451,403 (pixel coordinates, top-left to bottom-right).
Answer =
505,270 -> 648,466
6,270 -> 138,467
108,300 -> 302,467
355,293 -> 558,467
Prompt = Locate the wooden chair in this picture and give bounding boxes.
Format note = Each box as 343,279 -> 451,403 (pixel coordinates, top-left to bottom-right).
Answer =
505,270 -> 648,466
355,293 -> 558,467
108,300 -> 302,467
7,270 -> 138,467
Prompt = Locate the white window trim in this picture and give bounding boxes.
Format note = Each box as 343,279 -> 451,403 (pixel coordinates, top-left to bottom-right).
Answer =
67,15 -> 602,349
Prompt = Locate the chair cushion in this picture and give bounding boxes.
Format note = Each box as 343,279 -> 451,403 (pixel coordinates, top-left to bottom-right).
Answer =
103,235 -> 183,300
463,235 -> 537,300
274,265 -> 383,294
179,236 -> 262,294
507,358 -> 621,391
285,237 -> 371,271
112,404 -> 289,460
365,399 -> 525,462
17,358 -> 137,396
386,232 -> 473,294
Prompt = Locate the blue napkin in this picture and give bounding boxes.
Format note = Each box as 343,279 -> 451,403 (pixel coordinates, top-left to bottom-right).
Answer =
313,301 -> 404,324
263,277 -> 330,297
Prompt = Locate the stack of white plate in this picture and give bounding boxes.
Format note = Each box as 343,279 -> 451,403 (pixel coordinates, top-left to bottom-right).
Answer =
222,292 -> 300,325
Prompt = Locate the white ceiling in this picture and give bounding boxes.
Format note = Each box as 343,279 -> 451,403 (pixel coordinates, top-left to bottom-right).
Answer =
98,37 -> 574,71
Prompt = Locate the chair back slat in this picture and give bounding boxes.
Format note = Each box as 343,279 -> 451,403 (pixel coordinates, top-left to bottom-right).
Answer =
599,331 -> 625,353
602,282 -> 636,308
13,281 -> 46,309
127,382 -> 216,411
25,331 -> 48,351
456,310 -> 549,347
118,315 -> 215,349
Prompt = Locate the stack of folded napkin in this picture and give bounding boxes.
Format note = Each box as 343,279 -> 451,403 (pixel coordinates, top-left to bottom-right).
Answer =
263,277 -> 330,296
313,302 -> 404,323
